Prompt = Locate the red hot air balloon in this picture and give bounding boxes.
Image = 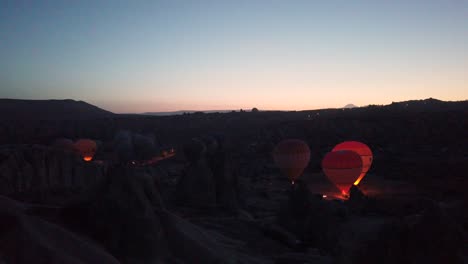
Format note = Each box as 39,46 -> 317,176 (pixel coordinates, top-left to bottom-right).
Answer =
322,150 -> 362,196
75,139 -> 97,162
332,141 -> 373,185
273,139 -> 310,185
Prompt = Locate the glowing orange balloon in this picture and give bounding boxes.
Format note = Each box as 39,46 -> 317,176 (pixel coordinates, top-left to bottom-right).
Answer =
75,139 -> 97,162
273,139 -> 310,184
322,150 -> 362,195
332,141 -> 373,185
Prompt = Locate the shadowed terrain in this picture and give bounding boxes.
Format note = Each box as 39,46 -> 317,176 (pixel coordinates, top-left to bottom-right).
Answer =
0,98 -> 467,263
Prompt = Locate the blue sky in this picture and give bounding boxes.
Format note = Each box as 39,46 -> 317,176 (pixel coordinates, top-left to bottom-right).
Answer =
1,0 -> 467,113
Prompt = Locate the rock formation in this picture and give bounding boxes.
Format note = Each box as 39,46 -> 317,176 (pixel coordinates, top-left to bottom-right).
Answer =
176,138 -> 216,208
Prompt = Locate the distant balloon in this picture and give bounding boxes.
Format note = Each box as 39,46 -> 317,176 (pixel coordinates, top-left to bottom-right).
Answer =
202,136 -> 219,155
332,141 -> 373,185
183,138 -> 207,163
75,139 -> 97,162
273,139 -> 310,184
114,130 -> 135,162
132,133 -> 156,160
322,150 -> 362,195
52,138 -> 75,153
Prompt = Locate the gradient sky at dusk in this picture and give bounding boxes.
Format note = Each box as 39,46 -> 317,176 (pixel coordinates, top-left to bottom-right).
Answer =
1,0 -> 467,113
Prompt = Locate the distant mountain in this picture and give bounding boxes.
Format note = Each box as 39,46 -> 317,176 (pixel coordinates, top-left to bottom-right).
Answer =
343,104 -> 358,108
142,110 -> 233,116
143,98 -> 468,115
0,99 -> 115,121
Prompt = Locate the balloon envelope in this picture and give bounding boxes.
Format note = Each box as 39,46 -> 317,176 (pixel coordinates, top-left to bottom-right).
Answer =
75,139 -> 97,162
322,150 -> 362,195
183,138 -> 207,163
332,141 -> 372,185
273,139 -> 310,184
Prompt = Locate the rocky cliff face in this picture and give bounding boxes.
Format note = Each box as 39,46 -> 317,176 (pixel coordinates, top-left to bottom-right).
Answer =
0,145 -> 106,202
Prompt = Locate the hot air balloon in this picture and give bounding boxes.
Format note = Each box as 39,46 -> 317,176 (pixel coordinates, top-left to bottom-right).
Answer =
273,139 -> 310,185
322,150 -> 362,196
332,141 -> 373,185
75,139 -> 97,162
183,138 -> 207,163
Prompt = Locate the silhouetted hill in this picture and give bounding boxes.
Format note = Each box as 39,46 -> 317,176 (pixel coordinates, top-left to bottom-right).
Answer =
143,110 -> 233,116
384,98 -> 467,112
0,99 -> 115,121
141,98 -> 467,116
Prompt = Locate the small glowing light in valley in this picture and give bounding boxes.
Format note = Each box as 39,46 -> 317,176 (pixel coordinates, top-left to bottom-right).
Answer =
322,195 -> 327,198
341,190 -> 351,199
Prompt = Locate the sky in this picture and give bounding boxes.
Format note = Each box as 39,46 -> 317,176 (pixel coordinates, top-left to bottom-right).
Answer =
1,0 -> 467,113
